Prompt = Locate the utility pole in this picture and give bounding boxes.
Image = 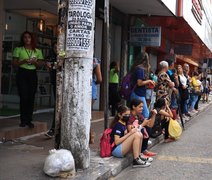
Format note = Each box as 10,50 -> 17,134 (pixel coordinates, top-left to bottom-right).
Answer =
56,0 -> 96,169
103,0 -> 110,129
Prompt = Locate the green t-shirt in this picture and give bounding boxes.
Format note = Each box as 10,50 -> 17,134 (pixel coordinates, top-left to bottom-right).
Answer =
13,47 -> 44,70
109,68 -> 119,83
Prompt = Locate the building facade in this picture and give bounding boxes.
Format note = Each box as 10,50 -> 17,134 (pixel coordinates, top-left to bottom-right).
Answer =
0,0 -> 212,113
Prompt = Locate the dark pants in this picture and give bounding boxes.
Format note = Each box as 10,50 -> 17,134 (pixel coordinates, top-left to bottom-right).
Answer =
141,126 -> 152,152
16,68 -> 37,124
109,83 -> 120,116
161,119 -> 169,139
195,95 -> 201,110
50,81 -> 56,130
180,98 -> 188,114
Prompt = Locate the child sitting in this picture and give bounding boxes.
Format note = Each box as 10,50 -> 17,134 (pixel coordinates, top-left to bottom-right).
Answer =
110,105 -> 151,168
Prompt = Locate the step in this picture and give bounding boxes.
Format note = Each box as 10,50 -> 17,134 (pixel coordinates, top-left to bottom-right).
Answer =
0,122 -> 48,141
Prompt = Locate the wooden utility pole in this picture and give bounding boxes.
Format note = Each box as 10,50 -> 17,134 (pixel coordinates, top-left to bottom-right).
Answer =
56,0 -> 96,169
55,0 -> 67,150
103,0 -> 110,129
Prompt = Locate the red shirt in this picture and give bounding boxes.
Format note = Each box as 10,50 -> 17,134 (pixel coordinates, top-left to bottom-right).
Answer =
127,113 -> 144,126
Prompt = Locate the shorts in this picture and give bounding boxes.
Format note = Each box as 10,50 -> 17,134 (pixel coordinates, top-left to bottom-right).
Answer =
204,88 -> 209,94
146,89 -> 153,100
92,80 -> 97,100
112,144 -> 123,158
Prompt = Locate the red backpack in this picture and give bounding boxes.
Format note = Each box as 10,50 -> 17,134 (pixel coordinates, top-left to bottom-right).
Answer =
100,128 -> 114,158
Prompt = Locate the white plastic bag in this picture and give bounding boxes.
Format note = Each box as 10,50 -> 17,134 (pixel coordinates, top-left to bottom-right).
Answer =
43,149 -> 75,177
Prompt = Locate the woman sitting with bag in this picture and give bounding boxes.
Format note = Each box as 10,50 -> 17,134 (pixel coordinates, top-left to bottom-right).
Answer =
154,98 -> 174,143
110,105 -> 151,168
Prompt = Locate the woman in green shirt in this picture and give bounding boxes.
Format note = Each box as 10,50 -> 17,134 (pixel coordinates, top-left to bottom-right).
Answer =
12,31 -> 44,128
109,61 -> 121,116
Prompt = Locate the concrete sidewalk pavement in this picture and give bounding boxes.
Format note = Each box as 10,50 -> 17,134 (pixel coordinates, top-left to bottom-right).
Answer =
0,99 -> 212,180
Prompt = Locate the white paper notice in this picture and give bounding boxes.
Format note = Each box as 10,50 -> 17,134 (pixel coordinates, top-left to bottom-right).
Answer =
66,0 -> 94,51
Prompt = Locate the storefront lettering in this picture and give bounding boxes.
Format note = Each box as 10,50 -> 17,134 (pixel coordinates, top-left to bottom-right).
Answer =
192,0 -> 203,25
131,27 -> 159,34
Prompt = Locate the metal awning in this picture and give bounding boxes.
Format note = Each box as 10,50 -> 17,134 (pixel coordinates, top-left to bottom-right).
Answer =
110,0 -> 174,16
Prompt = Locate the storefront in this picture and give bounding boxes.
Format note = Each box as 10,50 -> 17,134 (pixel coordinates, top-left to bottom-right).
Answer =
1,0 -> 212,114
138,0 -> 212,71
0,0 -> 111,112
0,0 -> 58,113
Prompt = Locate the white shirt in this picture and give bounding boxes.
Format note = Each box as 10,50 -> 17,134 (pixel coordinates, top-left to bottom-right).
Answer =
197,80 -> 203,91
179,74 -> 187,87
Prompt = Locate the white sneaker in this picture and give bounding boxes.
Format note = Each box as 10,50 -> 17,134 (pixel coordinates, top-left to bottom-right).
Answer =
133,157 -> 151,168
139,154 -> 153,162
183,115 -> 189,121
190,110 -> 198,115
148,140 -> 152,146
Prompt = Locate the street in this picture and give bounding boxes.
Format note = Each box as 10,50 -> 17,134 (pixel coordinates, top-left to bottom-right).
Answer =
114,104 -> 212,180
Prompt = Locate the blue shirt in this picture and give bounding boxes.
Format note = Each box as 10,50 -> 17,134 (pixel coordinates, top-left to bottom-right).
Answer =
110,121 -> 126,149
133,68 -> 146,97
167,69 -> 173,77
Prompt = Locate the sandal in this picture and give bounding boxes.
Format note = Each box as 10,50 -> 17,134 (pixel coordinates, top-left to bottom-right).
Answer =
164,138 -> 175,143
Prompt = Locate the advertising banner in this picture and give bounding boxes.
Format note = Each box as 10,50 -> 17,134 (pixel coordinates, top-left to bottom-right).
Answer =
66,0 -> 94,52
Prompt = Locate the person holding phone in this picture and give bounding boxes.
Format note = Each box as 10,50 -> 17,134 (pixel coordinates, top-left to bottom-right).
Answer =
12,31 -> 44,128
127,98 -> 157,157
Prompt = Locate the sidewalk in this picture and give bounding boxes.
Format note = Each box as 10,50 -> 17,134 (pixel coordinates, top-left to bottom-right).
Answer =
0,98 -> 212,180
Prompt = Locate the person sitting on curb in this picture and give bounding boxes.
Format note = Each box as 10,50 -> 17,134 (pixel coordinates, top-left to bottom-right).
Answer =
127,98 -> 157,157
110,105 -> 152,168
154,98 -> 175,143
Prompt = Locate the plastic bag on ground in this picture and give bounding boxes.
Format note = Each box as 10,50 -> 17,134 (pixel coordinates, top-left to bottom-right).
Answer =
43,149 -> 75,178
168,118 -> 182,139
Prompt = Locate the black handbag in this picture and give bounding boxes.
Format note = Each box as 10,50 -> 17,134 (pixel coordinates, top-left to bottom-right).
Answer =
150,113 -> 162,138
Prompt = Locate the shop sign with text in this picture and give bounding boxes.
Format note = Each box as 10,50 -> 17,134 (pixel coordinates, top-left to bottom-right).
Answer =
130,26 -> 161,47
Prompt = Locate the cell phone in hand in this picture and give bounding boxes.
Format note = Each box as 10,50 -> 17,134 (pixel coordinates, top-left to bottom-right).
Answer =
133,120 -> 139,128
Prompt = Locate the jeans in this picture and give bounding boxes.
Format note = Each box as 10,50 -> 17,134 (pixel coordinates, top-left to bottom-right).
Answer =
190,94 -> 198,110
194,95 -> 201,110
92,79 -> 97,100
131,92 -> 149,119
180,98 -> 189,114
170,93 -> 178,109
184,99 -> 189,114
